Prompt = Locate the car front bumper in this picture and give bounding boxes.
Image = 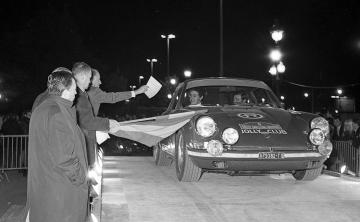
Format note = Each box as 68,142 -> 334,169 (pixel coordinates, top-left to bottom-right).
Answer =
187,150 -> 327,172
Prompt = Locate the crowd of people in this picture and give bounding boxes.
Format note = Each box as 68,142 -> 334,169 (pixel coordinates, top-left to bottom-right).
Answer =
0,111 -> 31,135
319,108 -> 360,143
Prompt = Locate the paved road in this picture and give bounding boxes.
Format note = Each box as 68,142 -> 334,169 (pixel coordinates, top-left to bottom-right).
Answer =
101,156 -> 360,222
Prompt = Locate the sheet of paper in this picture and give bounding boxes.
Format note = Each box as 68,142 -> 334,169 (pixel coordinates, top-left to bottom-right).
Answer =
145,76 -> 162,98
96,131 -> 110,144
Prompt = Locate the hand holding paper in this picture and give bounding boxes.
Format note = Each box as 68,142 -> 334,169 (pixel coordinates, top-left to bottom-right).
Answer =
145,76 -> 162,98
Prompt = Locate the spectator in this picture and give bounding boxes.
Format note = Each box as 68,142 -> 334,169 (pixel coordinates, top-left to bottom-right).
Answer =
26,70 -> 89,222
0,113 -> 23,135
339,119 -> 355,140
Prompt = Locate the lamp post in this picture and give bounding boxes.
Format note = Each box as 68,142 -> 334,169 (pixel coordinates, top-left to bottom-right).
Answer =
129,85 -> 137,91
269,24 -> 285,97
161,34 -> 175,78
146,58 -> 157,76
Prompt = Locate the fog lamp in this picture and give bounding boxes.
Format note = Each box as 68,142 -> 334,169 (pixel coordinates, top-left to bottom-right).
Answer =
318,140 -> 332,156
205,140 -> 223,156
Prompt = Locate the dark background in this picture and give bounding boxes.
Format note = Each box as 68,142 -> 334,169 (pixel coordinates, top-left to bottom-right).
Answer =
1,0 -> 359,114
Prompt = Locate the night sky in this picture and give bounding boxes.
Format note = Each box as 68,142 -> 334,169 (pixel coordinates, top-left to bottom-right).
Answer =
1,0 -> 360,113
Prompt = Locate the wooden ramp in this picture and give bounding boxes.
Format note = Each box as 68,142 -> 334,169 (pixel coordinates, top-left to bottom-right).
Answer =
99,156 -> 360,222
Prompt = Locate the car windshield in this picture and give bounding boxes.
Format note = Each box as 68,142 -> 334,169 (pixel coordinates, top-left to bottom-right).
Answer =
181,86 -> 280,108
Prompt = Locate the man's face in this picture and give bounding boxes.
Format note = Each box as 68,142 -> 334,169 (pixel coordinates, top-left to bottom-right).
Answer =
77,71 -> 92,90
233,94 -> 243,105
92,72 -> 102,88
189,90 -> 202,105
63,79 -> 77,101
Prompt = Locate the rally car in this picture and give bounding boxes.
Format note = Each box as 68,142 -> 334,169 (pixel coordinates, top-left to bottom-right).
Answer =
153,77 -> 332,182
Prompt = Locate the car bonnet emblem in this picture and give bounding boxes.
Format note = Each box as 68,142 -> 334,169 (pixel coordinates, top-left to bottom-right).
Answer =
237,113 -> 264,119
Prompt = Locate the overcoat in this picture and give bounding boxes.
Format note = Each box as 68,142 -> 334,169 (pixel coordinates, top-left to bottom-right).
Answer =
27,95 -> 89,222
74,89 -> 109,167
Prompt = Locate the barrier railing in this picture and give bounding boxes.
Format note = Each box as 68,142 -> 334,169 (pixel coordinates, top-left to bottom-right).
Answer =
0,135 -> 28,171
331,140 -> 360,177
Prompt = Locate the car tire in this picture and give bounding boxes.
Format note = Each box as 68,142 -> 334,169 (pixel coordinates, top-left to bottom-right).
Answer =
153,143 -> 172,166
292,166 -> 323,181
175,131 -> 202,182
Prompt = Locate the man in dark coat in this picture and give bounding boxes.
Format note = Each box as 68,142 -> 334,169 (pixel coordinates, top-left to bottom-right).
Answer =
72,62 -> 119,169
87,68 -> 148,116
27,70 -> 89,222
31,67 -> 72,112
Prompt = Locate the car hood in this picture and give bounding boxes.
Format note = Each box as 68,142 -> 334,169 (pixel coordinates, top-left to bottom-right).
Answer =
192,106 -> 317,151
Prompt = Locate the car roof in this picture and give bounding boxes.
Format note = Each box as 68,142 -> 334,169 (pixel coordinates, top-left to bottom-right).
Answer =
183,77 -> 272,91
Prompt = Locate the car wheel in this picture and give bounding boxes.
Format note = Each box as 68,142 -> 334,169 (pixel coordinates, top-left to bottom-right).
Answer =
153,143 -> 172,166
292,166 -> 323,181
175,132 -> 202,182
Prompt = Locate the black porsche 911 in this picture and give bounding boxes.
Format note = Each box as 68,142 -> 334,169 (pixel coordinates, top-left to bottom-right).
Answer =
153,78 -> 332,182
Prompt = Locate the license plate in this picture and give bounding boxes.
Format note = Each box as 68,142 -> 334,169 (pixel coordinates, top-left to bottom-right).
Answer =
258,152 -> 285,159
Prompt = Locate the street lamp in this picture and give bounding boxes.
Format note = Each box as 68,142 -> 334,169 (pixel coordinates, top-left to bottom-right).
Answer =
138,75 -> 144,86
129,85 -> 137,91
269,49 -> 282,62
184,70 -> 192,78
170,78 -> 177,85
161,34 -> 176,78
271,29 -> 284,43
280,95 -> 285,100
304,92 -> 309,98
277,62 -> 286,73
269,65 -> 277,76
146,58 -> 157,76
336,89 -> 343,95
167,93 -> 172,99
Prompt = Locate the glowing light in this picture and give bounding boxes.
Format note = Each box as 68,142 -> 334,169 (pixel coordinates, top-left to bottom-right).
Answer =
270,49 -> 282,62
167,94 -> 172,99
269,65 -> 277,75
271,30 -> 284,42
170,78 -> 176,85
337,89 -> 343,95
335,109 -> 339,114
280,96 -> 285,100
277,61 -> 286,73
340,165 -> 347,174
184,70 -> 192,78
304,93 -> 309,98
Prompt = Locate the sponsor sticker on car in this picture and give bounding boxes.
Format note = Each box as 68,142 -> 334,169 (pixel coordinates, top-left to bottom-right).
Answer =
239,122 -> 287,134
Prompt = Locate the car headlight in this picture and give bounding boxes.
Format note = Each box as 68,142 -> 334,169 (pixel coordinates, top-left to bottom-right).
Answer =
196,116 -> 216,137
222,128 -> 239,145
309,128 -> 325,145
311,117 -> 329,136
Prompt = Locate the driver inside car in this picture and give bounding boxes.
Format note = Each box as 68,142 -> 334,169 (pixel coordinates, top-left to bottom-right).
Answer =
188,89 -> 203,107
233,93 -> 248,105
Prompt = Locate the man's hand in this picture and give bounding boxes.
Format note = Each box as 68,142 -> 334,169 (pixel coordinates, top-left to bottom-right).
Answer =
135,85 -> 149,95
109,119 -> 120,129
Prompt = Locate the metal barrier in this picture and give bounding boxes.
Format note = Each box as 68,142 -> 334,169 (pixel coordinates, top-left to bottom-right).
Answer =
331,140 -> 360,177
0,135 -> 28,171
